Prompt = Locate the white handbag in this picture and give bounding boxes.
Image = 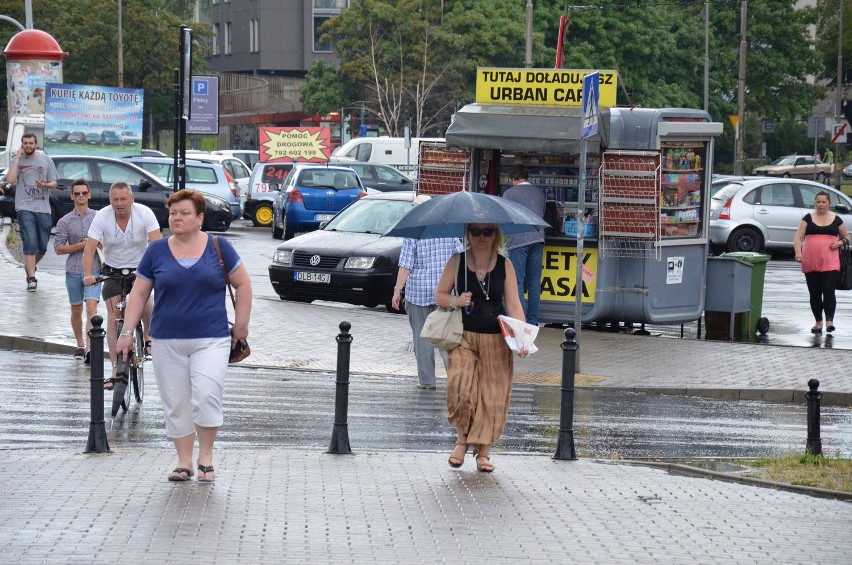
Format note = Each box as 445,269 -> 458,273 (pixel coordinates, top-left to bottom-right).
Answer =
420,255 -> 463,350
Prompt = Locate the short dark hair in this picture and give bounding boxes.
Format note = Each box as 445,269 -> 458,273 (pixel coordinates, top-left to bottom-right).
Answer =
71,178 -> 88,189
21,132 -> 37,143
510,165 -> 529,181
167,189 -> 206,215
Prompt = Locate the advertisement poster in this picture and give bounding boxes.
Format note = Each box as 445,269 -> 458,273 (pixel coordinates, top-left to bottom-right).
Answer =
540,245 -> 597,303
258,126 -> 331,163
44,82 -> 144,156
6,60 -> 62,116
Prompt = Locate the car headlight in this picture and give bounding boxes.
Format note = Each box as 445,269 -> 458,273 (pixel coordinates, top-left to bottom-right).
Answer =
273,249 -> 293,266
344,256 -> 376,269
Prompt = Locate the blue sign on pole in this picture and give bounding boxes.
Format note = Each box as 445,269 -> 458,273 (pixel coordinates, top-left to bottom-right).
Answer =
187,76 -> 219,135
582,72 -> 600,140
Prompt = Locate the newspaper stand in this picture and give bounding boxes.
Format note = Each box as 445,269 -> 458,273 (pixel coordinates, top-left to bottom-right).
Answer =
441,104 -> 723,326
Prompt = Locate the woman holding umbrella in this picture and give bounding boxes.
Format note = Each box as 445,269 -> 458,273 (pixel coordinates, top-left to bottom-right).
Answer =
434,223 -> 527,473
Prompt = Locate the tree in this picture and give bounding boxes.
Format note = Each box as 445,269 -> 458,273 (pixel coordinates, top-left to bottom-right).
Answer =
0,0 -> 211,139
300,60 -> 355,116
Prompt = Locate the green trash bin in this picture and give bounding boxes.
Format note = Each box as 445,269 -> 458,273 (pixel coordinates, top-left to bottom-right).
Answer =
719,251 -> 771,337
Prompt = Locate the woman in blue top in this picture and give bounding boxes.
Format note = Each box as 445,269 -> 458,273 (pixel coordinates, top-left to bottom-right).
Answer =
117,190 -> 252,482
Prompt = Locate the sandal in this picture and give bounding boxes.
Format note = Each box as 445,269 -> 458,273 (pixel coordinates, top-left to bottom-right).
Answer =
197,463 -> 216,482
144,340 -> 152,358
476,456 -> 495,473
811,325 -> 823,334
448,442 -> 467,468
168,467 -> 194,482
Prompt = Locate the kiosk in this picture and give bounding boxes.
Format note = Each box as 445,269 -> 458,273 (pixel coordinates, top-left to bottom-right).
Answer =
443,69 -> 723,326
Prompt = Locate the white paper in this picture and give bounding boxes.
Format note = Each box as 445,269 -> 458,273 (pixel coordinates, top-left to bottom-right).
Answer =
497,315 -> 539,355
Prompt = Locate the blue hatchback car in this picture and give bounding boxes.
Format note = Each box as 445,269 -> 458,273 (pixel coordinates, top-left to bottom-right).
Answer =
272,164 -> 366,240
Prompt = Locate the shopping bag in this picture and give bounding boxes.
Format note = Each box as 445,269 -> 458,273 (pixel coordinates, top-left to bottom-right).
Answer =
838,241 -> 852,291
420,307 -> 463,350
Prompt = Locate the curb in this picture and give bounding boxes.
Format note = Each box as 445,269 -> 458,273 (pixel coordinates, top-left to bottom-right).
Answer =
620,459 -> 852,502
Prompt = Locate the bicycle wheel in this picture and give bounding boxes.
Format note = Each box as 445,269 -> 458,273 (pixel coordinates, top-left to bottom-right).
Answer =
132,326 -> 145,404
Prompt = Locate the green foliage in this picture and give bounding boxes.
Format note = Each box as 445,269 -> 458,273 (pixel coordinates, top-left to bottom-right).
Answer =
301,61 -> 355,116
0,0 -> 211,137
814,0 -> 852,86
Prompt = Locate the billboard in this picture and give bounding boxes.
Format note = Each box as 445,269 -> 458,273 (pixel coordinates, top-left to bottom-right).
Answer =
259,126 -> 331,162
44,82 -> 144,155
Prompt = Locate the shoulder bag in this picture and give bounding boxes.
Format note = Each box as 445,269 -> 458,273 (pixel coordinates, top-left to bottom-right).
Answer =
213,235 -> 251,363
838,238 -> 852,291
420,254 -> 464,350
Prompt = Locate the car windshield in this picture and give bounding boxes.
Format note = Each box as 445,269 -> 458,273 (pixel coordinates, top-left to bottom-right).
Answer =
324,198 -> 413,234
769,156 -> 798,166
712,182 -> 744,201
298,169 -> 359,189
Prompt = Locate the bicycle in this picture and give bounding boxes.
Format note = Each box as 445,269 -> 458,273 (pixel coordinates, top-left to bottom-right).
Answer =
94,269 -> 145,417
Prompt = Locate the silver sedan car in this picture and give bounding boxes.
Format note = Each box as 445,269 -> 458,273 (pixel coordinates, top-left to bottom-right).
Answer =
709,177 -> 852,252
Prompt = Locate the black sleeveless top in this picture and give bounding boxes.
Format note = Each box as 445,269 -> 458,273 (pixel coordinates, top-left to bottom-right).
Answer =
456,254 -> 507,334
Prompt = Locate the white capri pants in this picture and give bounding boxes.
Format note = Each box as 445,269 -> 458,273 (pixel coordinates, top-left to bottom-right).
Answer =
152,337 -> 231,438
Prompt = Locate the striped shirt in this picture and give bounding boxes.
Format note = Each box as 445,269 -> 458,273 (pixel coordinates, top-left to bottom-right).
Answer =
399,237 -> 464,306
53,208 -> 100,274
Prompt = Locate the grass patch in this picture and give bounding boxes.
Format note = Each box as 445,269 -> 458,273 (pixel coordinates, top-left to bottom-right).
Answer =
737,452 -> 852,493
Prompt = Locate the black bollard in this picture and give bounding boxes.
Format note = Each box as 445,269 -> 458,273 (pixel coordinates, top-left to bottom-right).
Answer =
553,327 -> 578,460
84,315 -> 110,453
327,321 -> 353,455
806,378 -> 822,456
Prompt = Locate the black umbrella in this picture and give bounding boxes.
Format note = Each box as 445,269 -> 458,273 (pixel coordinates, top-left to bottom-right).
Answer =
383,190 -> 549,239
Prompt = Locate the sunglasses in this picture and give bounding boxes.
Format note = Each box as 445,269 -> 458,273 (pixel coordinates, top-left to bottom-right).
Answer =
469,227 -> 495,237
72,191 -> 89,196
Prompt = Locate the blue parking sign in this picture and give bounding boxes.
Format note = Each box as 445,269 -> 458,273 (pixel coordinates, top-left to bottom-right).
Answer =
582,72 -> 599,139
193,78 -> 209,95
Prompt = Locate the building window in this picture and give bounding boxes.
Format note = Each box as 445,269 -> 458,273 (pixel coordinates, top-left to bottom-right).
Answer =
313,0 -> 348,53
212,24 -> 219,56
224,22 -> 232,54
250,19 -> 259,53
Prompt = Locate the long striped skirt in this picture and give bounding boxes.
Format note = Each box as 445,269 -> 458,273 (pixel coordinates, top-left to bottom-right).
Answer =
446,330 -> 514,446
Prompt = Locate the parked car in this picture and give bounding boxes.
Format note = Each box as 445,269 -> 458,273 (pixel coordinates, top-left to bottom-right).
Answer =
213,149 -> 259,170
709,177 -> 852,252
271,164 -> 366,240
0,155 -> 232,231
119,130 -> 140,146
47,130 -> 70,143
122,156 -> 242,219
84,133 -> 101,145
66,131 -> 85,144
268,192 -> 423,311
101,130 -> 122,146
244,162 -> 294,226
843,163 -> 852,179
180,152 -> 251,198
329,156 -> 414,193
751,155 -> 832,182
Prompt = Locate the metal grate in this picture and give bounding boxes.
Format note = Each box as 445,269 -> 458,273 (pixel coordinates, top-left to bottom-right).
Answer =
599,150 -> 661,260
415,142 -> 471,195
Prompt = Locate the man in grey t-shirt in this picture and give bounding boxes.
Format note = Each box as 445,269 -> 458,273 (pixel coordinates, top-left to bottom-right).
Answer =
503,165 -> 546,325
4,133 -> 58,291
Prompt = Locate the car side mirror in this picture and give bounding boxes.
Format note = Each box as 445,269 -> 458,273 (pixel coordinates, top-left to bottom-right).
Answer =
319,220 -> 329,229
138,179 -> 151,192
834,204 -> 849,214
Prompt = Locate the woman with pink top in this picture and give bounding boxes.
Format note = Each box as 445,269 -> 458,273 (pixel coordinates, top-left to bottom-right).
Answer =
793,191 -> 850,333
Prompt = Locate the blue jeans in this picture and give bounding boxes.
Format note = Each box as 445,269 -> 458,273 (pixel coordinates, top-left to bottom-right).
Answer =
508,242 -> 544,325
17,210 -> 53,256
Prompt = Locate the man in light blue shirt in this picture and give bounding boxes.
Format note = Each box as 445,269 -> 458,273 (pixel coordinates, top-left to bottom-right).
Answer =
503,165 -> 546,324
392,237 -> 464,389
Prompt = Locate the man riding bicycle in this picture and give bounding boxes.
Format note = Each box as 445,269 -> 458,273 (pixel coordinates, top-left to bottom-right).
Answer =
83,181 -> 161,388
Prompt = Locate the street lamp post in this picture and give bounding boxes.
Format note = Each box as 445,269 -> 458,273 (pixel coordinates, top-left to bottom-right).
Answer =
735,0 -> 747,176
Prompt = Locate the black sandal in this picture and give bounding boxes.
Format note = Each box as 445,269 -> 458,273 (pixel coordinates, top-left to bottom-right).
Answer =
197,463 -> 216,482
168,467 -> 193,482
144,340 -> 152,357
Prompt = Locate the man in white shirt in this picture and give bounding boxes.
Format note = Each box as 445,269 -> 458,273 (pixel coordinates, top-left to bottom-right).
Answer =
83,182 -> 161,385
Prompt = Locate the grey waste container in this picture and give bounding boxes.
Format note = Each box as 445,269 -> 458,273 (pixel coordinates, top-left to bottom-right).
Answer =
720,251 -> 771,337
705,256 -> 753,340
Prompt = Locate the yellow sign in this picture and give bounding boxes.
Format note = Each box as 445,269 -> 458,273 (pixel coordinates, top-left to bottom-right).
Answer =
475,68 -> 618,108
539,245 -> 598,303
729,115 -> 740,130
259,126 -> 331,163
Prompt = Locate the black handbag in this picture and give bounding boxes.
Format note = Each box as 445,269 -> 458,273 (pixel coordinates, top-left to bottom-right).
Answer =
838,239 -> 852,291
213,236 -> 251,363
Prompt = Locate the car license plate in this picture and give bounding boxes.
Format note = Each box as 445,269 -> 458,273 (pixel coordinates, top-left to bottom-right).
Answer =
295,272 -> 330,284
316,214 -> 335,221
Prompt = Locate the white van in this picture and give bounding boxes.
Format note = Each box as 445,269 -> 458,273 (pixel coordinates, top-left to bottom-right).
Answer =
332,136 -> 444,175
5,114 -> 45,169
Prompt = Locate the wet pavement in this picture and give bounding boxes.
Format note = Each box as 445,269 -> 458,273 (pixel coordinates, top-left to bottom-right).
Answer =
1,218 -> 852,563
